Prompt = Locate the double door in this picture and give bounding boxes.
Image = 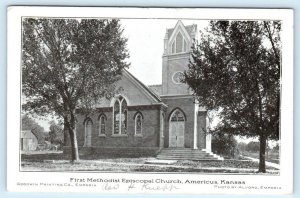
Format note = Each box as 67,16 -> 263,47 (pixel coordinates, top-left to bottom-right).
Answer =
169,121 -> 184,147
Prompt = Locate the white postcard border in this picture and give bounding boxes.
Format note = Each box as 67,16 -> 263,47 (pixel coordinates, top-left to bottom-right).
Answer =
7,7 -> 293,195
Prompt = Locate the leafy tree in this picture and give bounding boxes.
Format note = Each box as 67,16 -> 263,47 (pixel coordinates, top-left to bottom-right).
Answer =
211,133 -> 238,158
48,121 -> 64,147
272,143 -> 280,153
21,114 -> 45,144
22,18 -> 129,161
246,141 -> 260,152
184,21 -> 281,172
237,142 -> 247,154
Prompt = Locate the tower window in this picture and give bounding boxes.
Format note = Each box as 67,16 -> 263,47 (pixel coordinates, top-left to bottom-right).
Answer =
176,32 -> 183,53
170,31 -> 188,54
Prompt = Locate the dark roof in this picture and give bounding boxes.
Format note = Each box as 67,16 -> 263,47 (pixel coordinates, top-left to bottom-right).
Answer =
148,84 -> 162,96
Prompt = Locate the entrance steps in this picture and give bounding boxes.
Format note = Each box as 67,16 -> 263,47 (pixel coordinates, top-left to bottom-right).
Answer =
156,148 -> 224,161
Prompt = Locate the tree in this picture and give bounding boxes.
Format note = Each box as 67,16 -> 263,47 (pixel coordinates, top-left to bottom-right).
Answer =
272,143 -> 280,153
184,21 -> 281,172
237,142 -> 247,154
211,133 -> 238,159
22,18 -> 129,161
21,114 -> 45,144
48,121 -> 64,147
246,141 -> 260,153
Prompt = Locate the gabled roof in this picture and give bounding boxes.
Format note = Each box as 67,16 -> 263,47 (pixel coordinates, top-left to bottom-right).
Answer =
167,20 -> 197,41
21,130 -> 38,139
122,69 -> 162,103
148,84 -> 162,96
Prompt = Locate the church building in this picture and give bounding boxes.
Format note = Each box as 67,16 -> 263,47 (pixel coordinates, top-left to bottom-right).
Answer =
64,21 -> 222,160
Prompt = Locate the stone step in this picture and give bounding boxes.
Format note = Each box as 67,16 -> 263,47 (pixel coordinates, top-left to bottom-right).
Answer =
157,155 -> 212,158
158,152 -> 210,155
156,156 -> 219,161
157,152 -> 211,156
156,148 -> 223,161
159,152 -> 209,155
156,155 -> 215,159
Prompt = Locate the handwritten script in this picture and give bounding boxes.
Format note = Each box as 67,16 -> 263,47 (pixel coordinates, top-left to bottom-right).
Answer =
127,183 -> 179,192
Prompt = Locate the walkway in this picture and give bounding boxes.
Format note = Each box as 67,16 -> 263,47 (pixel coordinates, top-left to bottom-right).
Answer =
242,156 -> 280,169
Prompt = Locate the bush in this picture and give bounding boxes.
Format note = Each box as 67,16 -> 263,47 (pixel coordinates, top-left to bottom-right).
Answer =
211,133 -> 239,159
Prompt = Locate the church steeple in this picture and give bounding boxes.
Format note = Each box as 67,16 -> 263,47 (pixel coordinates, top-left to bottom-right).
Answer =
161,21 -> 197,96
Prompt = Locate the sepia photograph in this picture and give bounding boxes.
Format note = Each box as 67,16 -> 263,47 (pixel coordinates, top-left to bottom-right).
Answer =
7,7 -> 293,194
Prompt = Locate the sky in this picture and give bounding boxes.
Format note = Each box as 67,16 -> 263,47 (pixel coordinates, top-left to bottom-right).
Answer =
121,19 -> 209,85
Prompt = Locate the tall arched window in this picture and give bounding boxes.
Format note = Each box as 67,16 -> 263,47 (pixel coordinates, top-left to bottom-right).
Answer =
175,32 -> 183,53
98,114 -> 106,136
170,31 -> 188,54
84,118 -> 93,147
134,112 -> 143,136
113,96 -> 128,135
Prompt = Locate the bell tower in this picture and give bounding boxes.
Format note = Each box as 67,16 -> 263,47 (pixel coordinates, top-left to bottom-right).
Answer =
161,21 -> 197,96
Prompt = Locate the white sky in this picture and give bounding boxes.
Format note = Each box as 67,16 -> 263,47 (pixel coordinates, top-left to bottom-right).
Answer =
121,19 -> 209,85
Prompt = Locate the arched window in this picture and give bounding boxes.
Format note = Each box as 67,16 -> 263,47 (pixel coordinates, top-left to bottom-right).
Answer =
84,118 -> 93,147
176,32 -> 183,53
113,96 -> 128,135
134,112 -> 143,136
98,114 -> 106,136
170,108 -> 186,122
170,31 -> 188,54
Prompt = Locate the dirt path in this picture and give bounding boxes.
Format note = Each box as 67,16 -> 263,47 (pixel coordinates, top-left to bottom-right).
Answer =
242,156 -> 280,169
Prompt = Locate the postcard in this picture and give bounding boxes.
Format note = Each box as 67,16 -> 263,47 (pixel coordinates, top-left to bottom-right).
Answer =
7,6 -> 293,194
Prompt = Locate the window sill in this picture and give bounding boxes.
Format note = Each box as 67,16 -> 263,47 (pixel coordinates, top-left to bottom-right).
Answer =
134,134 -> 143,137
98,134 -> 106,137
111,134 -> 128,137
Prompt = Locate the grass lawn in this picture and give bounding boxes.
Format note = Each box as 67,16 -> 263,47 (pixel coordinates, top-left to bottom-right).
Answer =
21,152 -> 279,174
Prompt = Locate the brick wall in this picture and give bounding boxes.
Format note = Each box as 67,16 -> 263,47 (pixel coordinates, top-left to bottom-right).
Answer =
162,53 -> 190,96
75,107 -> 161,148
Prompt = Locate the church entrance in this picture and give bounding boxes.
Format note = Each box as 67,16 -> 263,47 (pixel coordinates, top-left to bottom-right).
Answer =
169,109 -> 185,147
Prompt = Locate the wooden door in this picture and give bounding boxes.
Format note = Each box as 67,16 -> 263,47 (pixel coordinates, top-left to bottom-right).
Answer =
169,109 -> 185,148
169,122 -> 177,147
176,122 -> 184,147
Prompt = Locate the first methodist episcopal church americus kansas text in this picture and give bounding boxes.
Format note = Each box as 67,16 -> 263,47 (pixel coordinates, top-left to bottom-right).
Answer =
64,20 -> 222,160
